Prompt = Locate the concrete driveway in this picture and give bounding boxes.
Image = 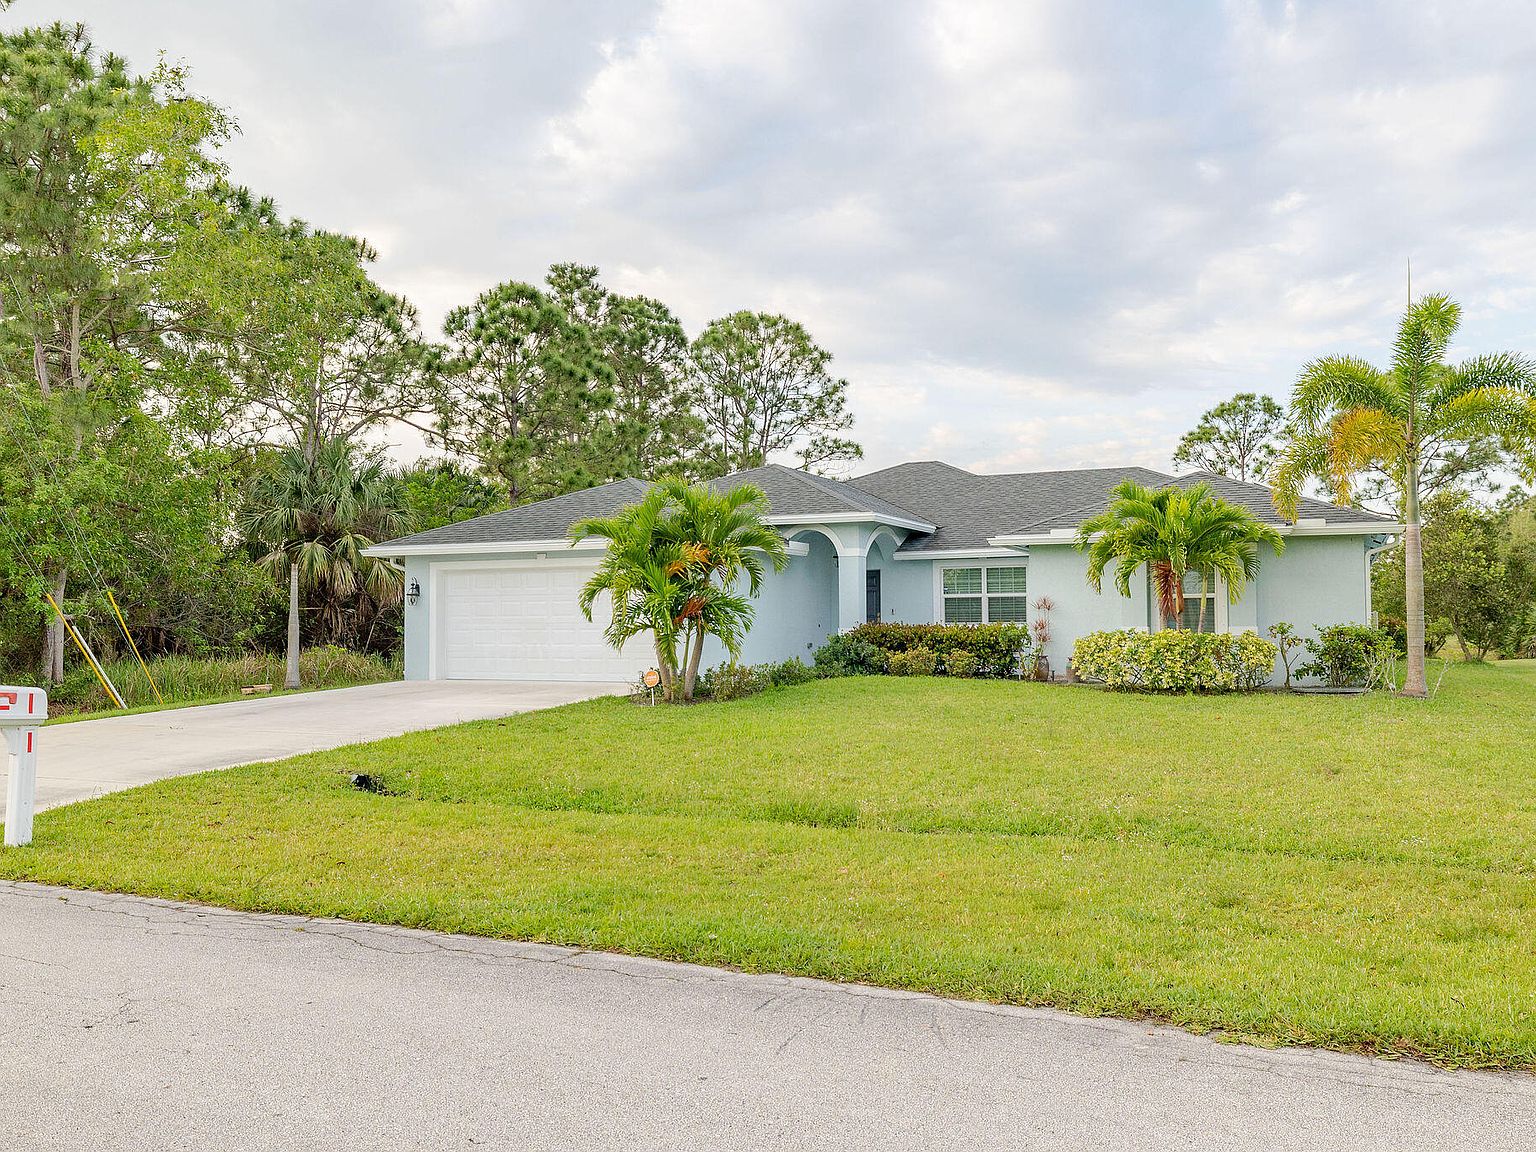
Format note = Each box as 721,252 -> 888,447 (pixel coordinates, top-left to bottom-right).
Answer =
1,679 -> 624,819
3,881 -> 1532,1152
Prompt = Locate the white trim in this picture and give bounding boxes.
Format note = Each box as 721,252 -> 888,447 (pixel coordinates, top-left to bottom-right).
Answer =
366,538 -> 607,559
1287,522 -> 1405,536
784,523 -> 855,557
767,511 -> 936,533
371,536 -> 809,560
989,521 -> 1404,547
894,546 -> 1025,560
860,525 -> 905,559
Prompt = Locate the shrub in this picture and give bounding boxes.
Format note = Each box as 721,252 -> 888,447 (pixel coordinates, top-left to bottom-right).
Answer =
1296,624 -> 1397,690
764,657 -> 817,688
945,650 -> 981,678
695,662 -> 767,702
887,646 -> 938,676
1071,629 -> 1278,693
847,622 -> 1026,678
812,633 -> 889,677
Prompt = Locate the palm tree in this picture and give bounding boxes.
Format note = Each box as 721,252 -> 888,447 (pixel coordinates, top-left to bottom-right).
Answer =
571,479 -> 789,702
662,480 -> 789,699
1271,294 -> 1536,697
245,439 -> 410,688
1076,481 -> 1284,629
572,485 -> 691,701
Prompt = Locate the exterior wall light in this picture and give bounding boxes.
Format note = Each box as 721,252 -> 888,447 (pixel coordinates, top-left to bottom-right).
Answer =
407,578 -> 421,605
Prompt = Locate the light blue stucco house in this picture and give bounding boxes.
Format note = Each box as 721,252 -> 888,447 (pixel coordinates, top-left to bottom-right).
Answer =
366,461 -> 1400,684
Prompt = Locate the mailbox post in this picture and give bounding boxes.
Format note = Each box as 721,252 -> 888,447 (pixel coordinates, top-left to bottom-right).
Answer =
1,686 -> 47,847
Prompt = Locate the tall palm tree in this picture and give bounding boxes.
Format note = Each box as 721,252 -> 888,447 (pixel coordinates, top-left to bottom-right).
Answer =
571,479 -> 788,702
245,439 -> 410,688
1076,481 -> 1284,629
1271,294 -> 1536,697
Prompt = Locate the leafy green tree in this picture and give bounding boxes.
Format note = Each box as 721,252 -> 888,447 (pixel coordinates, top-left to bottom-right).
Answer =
0,23 -> 234,679
243,440 -> 410,688
546,264 -> 705,477
571,480 -> 788,702
0,379 -> 227,679
427,279 -> 616,504
689,311 -> 861,476
168,203 -> 426,464
1272,294 -> 1536,696
1173,393 -> 1286,482
394,458 -> 506,532
1076,481 -> 1284,629
1371,491 -> 1535,661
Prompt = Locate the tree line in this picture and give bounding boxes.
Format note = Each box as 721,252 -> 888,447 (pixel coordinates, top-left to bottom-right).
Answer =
0,21 -> 862,683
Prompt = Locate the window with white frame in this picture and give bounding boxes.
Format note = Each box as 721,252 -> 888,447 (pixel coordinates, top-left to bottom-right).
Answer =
1153,569 -> 1223,632
942,565 -> 1028,624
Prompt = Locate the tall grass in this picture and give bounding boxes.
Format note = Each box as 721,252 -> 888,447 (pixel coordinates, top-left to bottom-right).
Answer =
58,646 -> 401,714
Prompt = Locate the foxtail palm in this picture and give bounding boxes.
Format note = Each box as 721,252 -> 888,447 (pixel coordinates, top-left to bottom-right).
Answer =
572,485 -> 691,700
1271,294 -> 1536,697
661,479 -> 789,699
1076,481 -> 1284,628
572,479 -> 788,702
245,439 -> 410,688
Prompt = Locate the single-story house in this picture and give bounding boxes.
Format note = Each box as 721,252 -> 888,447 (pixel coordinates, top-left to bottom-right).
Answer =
365,461 -> 1401,684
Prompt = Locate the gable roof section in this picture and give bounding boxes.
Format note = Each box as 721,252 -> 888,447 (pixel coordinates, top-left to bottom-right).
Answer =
854,461 -> 1174,552
719,463 -> 934,529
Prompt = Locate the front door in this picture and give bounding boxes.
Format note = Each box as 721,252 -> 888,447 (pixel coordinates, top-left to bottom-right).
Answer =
865,569 -> 882,623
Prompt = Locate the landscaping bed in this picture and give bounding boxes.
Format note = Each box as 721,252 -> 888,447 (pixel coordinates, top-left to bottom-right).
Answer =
4,662 -> 1536,1068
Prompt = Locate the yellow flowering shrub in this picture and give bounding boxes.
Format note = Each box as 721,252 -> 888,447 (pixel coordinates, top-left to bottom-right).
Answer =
1071,629 -> 1277,692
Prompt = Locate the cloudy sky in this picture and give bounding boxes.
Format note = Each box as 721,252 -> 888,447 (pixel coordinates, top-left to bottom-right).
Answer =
14,1 -> 1536,475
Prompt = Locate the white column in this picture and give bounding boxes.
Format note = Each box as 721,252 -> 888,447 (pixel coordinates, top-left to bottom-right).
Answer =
836,547 -> 866,633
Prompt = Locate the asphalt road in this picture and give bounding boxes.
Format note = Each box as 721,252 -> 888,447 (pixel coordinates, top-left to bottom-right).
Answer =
1,679 -> 624,820
2,881 -> 1530,1151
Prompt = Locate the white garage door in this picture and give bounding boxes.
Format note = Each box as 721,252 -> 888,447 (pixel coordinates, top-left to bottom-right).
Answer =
434,563 -> 647,682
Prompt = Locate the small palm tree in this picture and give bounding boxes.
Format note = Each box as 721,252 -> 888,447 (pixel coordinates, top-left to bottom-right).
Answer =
663,480 -> 789,698
245,439 -> 410,688
1272,294 -> 1536,697
1076,481 -> 1284,628
572,485 -> 691,700
572,479 -> 788,702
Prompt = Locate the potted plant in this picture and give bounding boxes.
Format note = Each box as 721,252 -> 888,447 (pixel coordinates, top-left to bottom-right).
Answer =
1029,596 -> 1055,681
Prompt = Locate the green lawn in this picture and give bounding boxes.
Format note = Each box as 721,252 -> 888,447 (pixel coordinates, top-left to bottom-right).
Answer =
5,664 -> 1535,1068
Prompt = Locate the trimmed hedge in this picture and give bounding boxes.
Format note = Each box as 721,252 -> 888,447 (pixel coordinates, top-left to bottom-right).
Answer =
846,622 -> 1027,678
1071,629 -> 1277,693
887,647 -> 938,676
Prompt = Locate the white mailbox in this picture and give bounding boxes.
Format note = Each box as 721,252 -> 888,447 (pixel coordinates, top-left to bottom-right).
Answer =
1,686 -> 47,847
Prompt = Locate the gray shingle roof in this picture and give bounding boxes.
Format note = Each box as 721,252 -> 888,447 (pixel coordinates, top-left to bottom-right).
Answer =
374,464 -> 932,550
1002,469 -> 1399,536
376,478 -> 651,550
853,461 -> 1173,552
375,459 -> 1397,553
